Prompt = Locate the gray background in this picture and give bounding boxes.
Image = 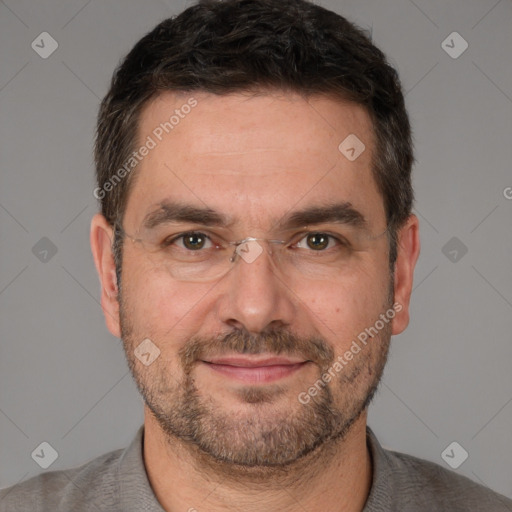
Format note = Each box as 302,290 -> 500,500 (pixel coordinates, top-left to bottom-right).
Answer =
1,0 -> 511,499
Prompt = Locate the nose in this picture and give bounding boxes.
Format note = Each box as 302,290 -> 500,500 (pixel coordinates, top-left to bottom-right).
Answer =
216,242 -> 296,334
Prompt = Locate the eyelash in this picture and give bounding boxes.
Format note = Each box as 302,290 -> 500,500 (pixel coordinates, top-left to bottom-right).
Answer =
161,231 -> 215,248
161,231 -> 349,250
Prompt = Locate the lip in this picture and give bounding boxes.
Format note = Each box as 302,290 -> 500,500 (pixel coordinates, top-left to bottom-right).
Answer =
201,356 -> 310,384
204,356 -> 307,367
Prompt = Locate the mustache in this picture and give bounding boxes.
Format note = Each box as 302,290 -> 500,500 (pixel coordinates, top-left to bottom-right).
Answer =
179,329 -> 334,374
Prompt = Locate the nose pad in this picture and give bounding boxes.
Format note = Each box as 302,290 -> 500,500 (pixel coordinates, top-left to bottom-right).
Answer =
230,238 -> 265,264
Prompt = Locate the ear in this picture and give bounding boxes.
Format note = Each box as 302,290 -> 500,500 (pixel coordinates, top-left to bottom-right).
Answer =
90,213 -> 121,338
391,214 -> 420,335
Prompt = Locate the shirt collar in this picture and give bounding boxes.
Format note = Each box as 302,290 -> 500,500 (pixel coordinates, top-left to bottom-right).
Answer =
362,426 -> 396,511
115,424 -> 391,511
116,425 -> 166,511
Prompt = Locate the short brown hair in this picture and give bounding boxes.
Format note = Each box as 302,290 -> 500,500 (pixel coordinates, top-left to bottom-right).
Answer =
95,0 -> 414,269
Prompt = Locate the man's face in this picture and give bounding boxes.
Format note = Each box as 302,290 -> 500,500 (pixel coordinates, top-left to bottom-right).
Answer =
115,91 -> 395,466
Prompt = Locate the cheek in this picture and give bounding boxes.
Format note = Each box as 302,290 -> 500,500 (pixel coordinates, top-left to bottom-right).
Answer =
120,258 -> 213,340
297,257 -> 390,345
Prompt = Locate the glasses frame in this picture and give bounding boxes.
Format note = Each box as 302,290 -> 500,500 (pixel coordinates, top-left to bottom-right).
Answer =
112,220 -> 390,282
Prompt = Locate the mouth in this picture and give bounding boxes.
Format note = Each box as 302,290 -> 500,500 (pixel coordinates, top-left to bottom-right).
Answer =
201,356 -> 311,384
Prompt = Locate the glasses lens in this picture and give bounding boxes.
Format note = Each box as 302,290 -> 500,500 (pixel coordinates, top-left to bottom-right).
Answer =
272,227 -> 386,279
121,224 -> 387,282
124,224 -> 232,282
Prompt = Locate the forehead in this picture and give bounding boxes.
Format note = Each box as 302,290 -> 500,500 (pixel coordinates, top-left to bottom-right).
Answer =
124,91 -> 385,230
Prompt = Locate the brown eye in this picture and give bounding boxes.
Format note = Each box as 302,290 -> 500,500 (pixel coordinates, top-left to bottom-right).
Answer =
306,233 -> 330,250
181,233 -> 208,250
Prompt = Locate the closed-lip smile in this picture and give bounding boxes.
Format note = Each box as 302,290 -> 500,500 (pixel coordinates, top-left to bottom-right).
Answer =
201,355 -> 310,383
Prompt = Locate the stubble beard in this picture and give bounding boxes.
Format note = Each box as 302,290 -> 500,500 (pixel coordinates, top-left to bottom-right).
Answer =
118,289 -> 392,471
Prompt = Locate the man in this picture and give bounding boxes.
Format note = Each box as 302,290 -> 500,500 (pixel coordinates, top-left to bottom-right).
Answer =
1,0 -> 511,510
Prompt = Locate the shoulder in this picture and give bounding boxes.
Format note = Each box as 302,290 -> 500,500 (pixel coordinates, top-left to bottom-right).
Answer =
0,448 -> 124,512
369,431 -> 512,511
392,450 -> 511,509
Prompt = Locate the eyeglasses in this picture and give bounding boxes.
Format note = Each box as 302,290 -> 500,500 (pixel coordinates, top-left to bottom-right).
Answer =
114,222 -> 388,283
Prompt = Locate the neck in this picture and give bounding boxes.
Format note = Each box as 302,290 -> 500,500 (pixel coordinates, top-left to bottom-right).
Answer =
143,408 -> 373,512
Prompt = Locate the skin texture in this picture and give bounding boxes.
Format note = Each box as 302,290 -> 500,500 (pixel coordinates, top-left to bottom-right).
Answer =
91,91 -> 420,512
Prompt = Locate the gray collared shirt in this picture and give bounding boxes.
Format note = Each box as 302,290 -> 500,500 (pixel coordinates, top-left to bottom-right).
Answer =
1,425 -> 511,511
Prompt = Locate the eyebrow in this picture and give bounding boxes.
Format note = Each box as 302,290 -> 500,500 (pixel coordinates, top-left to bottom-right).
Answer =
142,201 -> 367,231
279,202 -> 368,230
142,202 -> 230,230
